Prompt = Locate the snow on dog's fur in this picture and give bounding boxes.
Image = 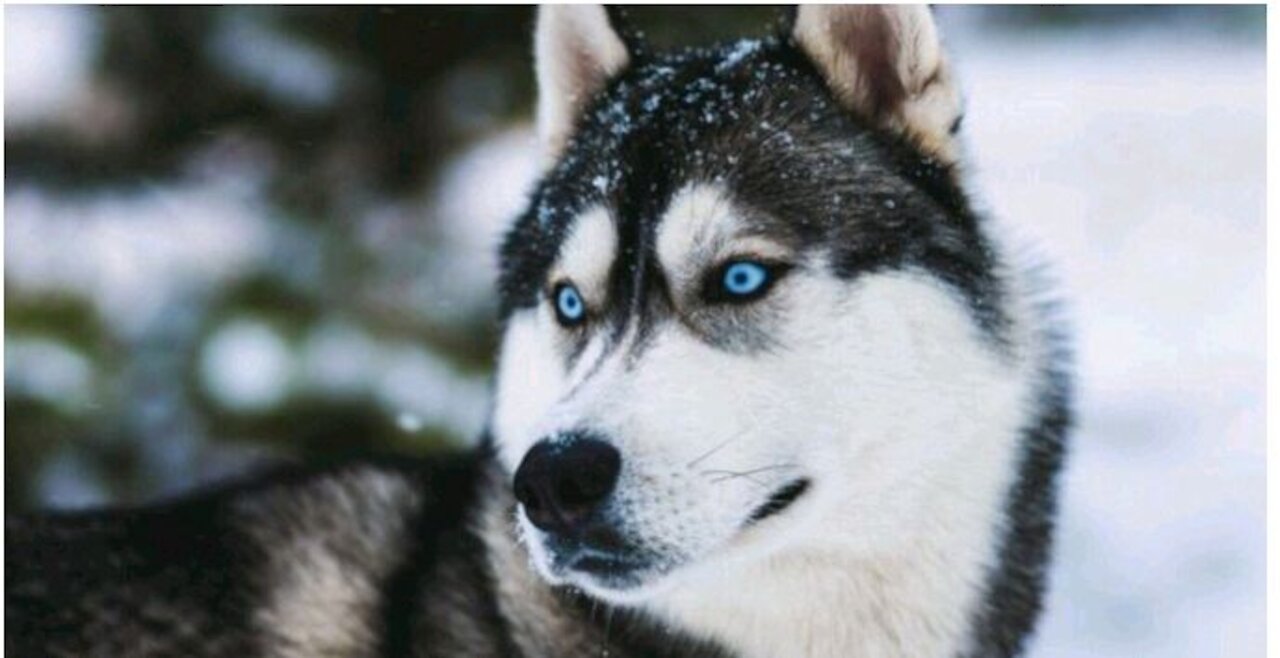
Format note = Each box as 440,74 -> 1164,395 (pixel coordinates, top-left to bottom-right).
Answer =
491,5 -> 1070,657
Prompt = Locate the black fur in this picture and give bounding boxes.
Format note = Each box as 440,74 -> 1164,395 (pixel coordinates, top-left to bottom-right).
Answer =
500,35 -> 1009,347
8,490 -> 263,656
7,450 -> 729,657
964,299 -> 1074,657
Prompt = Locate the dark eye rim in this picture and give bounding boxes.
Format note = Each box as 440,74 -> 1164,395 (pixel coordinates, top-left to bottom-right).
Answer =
703,258 -> 793,304
550,281 -> 589,327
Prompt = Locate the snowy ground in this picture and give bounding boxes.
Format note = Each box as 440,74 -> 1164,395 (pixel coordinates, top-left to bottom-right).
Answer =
944,23 -> 1266,658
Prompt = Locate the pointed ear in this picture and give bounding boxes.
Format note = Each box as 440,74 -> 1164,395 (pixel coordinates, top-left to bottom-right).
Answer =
534,5 -> 631,166
793,5 -> 963,163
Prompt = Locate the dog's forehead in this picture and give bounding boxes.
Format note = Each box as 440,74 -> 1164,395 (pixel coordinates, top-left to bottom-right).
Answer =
554,205 -> 617,299
546,39 -> 850,213
653,183 -> 793,276
554,183 -> 760,286
498,37 -> 960,319
654,184 -> 733,273
509,50 -> 820,264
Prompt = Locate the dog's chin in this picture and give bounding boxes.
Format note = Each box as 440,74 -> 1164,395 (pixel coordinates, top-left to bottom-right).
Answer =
558,557 -> 680,604
536,542 -> 681,603
520,526 -> 680,603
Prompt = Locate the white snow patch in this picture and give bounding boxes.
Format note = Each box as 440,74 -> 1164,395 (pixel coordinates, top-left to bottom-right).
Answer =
942,21 -> 1265,658
429,126 -> 540,322
396,412 -> 425,433
374,343 -> 488,441
37,453 -> 109,510
716,38 -> 761,73
298,322 -> 381,396
5,337 -> 95,411
208,12 -> 344,110
200,318 -> 294,412
5,179 -> 271,337
292,322 -> 489,442
4,5 -> 100,129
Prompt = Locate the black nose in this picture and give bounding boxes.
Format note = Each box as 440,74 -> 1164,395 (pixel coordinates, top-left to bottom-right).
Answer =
513,434 -> 622,534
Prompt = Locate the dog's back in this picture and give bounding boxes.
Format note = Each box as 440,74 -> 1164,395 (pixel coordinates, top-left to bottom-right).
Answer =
10,497 -> 261,655
6,456 -> 483,657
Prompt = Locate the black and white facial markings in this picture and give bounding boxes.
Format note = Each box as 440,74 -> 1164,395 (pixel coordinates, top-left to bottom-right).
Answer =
491,8 -> 1066,657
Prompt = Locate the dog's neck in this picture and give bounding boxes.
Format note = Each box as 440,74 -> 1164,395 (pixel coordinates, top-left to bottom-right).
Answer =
645,528 -> 994,658
639,337 -> 1068,658
641,445 -> 1017,658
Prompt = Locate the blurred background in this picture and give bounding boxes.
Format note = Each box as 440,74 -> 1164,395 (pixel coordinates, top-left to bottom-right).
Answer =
3,6 -> 1264,657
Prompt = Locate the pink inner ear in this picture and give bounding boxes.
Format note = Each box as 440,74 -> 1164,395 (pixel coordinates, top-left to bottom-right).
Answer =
564,40 -> 613,101
829,6 -> 907,119
535,5 -> 631,164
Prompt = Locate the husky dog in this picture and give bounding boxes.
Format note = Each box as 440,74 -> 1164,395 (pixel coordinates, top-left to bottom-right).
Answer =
7,5 -> 1070,657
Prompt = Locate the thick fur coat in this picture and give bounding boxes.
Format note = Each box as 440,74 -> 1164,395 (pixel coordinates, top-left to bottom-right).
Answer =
7,6 -> 1070,657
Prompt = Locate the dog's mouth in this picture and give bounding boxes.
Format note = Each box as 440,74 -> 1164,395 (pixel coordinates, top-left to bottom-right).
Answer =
745,478 -> 811,525
551,544 -> 658,591
534,478 -> 813,596
568,551 -> 649,581
543,525 -> 660,591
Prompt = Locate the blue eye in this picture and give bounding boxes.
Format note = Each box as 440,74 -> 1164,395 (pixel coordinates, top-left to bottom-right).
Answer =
554,283 -> 586,325
721,261 -> 770,298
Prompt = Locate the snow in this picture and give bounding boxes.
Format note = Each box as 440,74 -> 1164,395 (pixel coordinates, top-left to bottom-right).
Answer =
396,412 -> 425,434
430,126 -> 540,321
942,22 -> 1265,658
36,452 -> 110,510
298,322 -> 383,396
200,319 -> 294,412
208,11 -> 345,110
5,179 -> 272,337
716,39 -> 762,73
373,343 -> 489,441
4,6 -> 100,129
5,337 -> 95,411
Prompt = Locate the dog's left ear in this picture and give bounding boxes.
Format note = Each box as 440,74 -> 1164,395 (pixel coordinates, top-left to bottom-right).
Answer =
534,5 -> 632,167
792,5 -> 963,164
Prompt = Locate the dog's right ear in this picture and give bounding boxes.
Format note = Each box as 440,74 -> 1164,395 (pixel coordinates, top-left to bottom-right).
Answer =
535,5 -> 631,167
792,5 -> 963,164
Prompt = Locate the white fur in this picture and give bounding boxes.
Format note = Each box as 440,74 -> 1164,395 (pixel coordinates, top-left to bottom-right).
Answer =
493,206 -> 618,473
656,184 -> 793,287
534,5 -> 629,166
493,311 -> 564,473
491,175 -> 1047,655
641,272 -> 1040,657
552,205 -> 616,304
252,471 -> 419,657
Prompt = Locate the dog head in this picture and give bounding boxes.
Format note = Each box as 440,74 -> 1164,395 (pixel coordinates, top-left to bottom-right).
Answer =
491,5 -> 1026,603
